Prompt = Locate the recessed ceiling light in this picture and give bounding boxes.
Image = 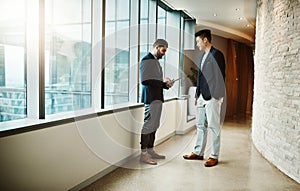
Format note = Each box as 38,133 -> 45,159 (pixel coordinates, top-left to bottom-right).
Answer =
238,17 -> 244,20
236,8 -> 240,11
213,13 -> 217,17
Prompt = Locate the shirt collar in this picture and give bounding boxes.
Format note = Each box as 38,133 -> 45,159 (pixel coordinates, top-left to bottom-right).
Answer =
150,52 -> 158,60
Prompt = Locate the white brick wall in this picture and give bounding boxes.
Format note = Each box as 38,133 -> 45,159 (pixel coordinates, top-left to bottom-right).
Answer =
252,0 -> 300,183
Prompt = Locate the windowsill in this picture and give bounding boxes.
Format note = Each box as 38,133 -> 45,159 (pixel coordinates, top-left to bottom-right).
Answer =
0,98 -> 177,138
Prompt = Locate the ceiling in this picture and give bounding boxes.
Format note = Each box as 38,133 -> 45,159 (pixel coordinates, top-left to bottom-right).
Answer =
163,0 -> 257,45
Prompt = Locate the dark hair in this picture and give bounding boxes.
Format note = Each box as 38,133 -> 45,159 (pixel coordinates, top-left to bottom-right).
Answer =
153,39 -> 168,48
195,29 -> 212,43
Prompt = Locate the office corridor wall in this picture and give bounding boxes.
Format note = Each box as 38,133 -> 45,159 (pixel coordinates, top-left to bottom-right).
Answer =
252,0 -> 300,183
0,100 -> 181,190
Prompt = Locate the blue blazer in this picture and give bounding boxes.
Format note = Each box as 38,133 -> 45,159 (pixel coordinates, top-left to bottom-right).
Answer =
196,46 -> 226,100
140,53 -> 169,104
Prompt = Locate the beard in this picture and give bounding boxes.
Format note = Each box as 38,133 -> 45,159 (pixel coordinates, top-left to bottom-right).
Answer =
156,50 -> 164,59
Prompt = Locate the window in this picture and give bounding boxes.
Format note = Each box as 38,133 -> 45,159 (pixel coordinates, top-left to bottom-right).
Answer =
157,6 -> 166,39
157,4 -> 181,99
140,0 -> 150,57
138,0 -> 157,102
104,0 -> 131,107
0,0 -> 26,122
157,4 -> 167,77
44,0 -> 92,115
0,0 -> 194,128
164,10 -> 181,99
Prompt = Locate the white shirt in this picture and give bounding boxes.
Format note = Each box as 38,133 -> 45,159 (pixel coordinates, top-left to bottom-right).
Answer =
201,51 -> 209,71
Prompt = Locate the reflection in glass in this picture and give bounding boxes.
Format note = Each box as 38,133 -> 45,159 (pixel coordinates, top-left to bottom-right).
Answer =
45,0 -> 92,115
105,0 -> 130,107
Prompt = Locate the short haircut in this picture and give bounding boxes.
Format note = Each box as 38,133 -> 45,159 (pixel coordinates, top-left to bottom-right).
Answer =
195,29 -> 212,43
153,39 -> 168,48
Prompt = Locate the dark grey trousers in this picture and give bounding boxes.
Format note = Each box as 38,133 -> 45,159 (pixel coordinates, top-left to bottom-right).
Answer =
140,100 -> 163,150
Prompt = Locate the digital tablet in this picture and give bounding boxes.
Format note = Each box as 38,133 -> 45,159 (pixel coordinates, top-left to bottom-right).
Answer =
172,78 -> 180,82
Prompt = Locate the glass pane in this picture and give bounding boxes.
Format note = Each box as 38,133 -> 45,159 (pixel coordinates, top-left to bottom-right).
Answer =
157,6 -> 166,39
164,11 -> 181,99
117,0 -> 130,20
45,0 -> 92,115
140,0 -> 149,19
0,0 -> 26,122
138,0 -> 150,103
140,0 -> 149,51
105,22 -> 116,36
104,0 -> 130,107
106,0 -> 116,20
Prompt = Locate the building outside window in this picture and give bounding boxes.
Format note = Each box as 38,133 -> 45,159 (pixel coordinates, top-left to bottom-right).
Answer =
138,0 -> 157,102
0,0 -> 26,122
0,0 -> 192,125
104,0 -> 131,107
45,0 -> 92,115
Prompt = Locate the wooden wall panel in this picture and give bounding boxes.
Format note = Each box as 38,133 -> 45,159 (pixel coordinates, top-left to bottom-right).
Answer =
225,40 -> 254,119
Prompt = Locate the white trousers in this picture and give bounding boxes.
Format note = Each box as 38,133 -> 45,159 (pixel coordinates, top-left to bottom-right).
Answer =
194,95 -> 223,159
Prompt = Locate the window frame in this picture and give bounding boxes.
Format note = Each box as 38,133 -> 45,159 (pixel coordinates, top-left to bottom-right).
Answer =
0,0 -> 195,136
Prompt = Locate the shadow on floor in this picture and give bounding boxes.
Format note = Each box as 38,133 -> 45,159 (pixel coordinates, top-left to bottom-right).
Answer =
81,119 -> 300,191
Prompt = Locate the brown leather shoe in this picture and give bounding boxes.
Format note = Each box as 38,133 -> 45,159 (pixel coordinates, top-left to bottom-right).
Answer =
204,158 -> 218,167
147,149 -> 166,159
183,153 -> 204,160
140,152 -> 157,165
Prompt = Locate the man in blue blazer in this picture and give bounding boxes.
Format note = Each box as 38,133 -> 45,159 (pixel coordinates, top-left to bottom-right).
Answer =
183,29 -> 226,167
139,39 -> 173,165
